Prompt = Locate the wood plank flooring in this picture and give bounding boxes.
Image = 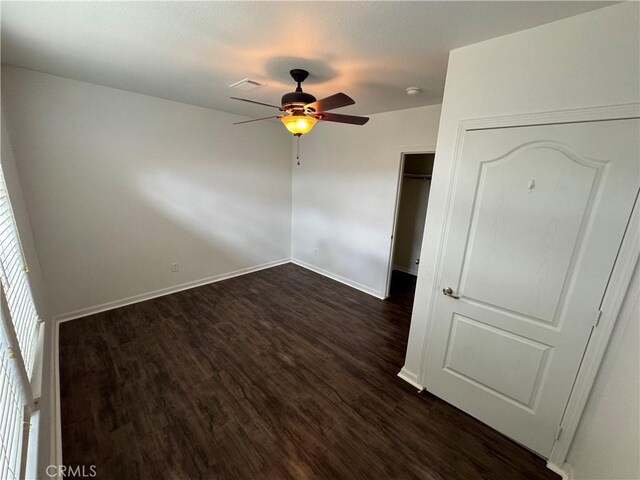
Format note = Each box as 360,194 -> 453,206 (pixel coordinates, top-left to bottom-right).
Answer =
60,264 -> 559,479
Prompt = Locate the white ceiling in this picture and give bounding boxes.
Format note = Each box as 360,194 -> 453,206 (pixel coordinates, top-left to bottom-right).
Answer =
1,1 -> 614,118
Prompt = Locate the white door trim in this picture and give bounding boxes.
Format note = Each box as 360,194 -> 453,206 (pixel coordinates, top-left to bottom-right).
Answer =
548,193 -> 639,470
384,146 -> 435,298
385,152 -> 407,299
415,103 -> 640,467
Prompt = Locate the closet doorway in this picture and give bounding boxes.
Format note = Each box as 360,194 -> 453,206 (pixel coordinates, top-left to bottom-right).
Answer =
386,152 -> 434,299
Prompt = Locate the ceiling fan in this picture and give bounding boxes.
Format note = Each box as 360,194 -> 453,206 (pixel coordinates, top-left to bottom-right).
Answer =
231,69 -> 369,136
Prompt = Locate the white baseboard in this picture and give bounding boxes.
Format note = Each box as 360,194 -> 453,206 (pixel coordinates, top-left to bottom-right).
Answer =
51,319 -> 62,480
392,265 -> 418,276
398,366 -> 424,391
291,258 -> 385,299
53,320 -> 62,479
547,462 -> 572,479
54,258 -> 291,323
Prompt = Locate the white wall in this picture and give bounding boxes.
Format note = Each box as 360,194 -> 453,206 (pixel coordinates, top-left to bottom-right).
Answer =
566,263 -> 639,480
393,177 -> 430,275
291,104 -> 441,297
401,1 -> 640,476
1,66 -> 293,318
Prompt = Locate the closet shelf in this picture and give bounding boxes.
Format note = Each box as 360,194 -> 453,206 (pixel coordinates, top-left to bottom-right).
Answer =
403,174 -> 432,180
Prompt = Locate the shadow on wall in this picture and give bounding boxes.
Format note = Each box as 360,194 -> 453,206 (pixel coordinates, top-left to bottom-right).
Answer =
46,163 -> 291,316
293,199 -> 391,296
135,167 -> 285,256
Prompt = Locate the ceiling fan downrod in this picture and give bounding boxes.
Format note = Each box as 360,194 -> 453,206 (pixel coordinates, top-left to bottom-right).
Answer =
290,69 -> 309,93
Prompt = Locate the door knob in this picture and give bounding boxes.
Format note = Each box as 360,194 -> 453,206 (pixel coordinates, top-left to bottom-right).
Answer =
443,287 -> 460,299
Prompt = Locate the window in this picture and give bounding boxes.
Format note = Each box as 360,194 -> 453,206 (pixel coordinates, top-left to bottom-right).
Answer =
0,169 -> 41,480
0,321 -> 28,480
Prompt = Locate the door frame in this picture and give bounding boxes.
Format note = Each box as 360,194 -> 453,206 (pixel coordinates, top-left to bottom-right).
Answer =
385,147 -> 435,298
413,103 -> 639,470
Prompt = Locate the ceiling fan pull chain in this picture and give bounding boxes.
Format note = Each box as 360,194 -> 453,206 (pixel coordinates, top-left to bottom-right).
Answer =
296,135 -> 301,165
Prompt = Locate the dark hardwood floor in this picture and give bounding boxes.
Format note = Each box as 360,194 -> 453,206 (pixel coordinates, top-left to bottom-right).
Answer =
60,264 -> 558,480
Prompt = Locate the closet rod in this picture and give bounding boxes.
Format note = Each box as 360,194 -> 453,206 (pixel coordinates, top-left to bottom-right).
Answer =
403,174 -> 432,180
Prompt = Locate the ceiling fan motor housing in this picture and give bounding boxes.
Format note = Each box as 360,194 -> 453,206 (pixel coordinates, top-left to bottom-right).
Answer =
281,91 -> 316,112
281,69 -> 316,113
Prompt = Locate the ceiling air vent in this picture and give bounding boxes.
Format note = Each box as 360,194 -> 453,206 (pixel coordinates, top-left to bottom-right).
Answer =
229,78 -> 263,91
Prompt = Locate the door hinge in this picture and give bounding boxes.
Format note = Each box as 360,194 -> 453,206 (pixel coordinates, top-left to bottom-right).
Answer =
594,309 -> 603,328
555,427 -> 563,441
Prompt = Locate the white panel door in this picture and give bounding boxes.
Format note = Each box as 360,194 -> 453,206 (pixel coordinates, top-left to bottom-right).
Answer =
424,119 -> 639,457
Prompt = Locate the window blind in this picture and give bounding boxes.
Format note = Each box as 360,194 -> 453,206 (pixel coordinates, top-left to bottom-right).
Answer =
0,322 -> 27,480
0,176 -> 40,374
0,168 -> 40,480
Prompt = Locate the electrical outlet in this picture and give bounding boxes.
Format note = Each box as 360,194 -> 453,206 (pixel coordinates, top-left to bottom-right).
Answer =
313,248 -> 318,256
171,263 -> 179,272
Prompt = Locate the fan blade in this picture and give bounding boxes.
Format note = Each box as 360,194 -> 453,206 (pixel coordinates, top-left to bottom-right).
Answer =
306,93 -> 355,112
317,112 -> 369,125
233,115 -> 281,125
230,97 -> 282,109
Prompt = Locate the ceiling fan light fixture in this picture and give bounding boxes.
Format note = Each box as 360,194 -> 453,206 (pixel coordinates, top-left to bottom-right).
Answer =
281,114 -> 317,135
231,68 -> 368,133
